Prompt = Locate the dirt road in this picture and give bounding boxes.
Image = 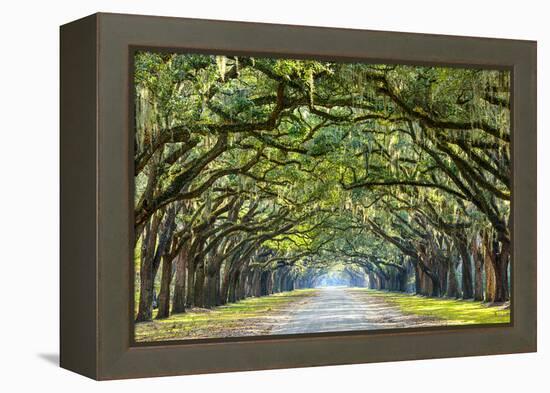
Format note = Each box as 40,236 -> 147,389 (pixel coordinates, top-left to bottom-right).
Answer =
271,287 -> 441,335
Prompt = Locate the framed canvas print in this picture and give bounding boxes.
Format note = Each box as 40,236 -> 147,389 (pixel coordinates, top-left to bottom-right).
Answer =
60,13 -> 537,380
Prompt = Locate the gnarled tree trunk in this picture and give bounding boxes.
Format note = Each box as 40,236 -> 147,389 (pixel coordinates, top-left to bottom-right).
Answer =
447,258 -> 459,298
172,248 -> 188,314
193,262 -> 206,307
472,236 -> 484,301
156,253 -> 174,319
135,212 -> 162,322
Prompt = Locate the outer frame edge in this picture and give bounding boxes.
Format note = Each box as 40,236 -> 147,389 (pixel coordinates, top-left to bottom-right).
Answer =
60,13 -> 99,380
92,13 -> 537,379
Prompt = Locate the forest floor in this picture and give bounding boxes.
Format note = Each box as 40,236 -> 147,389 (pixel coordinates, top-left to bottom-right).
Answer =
135,287 -> 511,342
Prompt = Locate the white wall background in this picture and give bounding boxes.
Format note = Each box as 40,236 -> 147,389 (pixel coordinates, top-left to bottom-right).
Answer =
0,0 -> 546,390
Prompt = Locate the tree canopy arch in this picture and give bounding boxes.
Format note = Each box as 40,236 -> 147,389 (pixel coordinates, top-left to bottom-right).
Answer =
133,51 -> 511,323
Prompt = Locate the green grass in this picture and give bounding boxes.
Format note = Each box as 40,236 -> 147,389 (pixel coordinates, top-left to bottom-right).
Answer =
135,289 -> 317,342
354,289 -> 510,325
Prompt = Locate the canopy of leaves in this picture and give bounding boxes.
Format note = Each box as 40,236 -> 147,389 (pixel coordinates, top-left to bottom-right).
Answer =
134,51 -> 510,282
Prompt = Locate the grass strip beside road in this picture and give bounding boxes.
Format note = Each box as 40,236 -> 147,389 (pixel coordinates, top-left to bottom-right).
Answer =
135,288 -> 317,342
353,289 -> 510,325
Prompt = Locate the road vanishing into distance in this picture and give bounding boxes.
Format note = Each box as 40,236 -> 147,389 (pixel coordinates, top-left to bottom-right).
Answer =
271,287 -> 440,335
135,286 -> 465,342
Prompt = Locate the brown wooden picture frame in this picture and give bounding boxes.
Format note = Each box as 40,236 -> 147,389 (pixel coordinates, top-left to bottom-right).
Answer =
60,12 -> 537,380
